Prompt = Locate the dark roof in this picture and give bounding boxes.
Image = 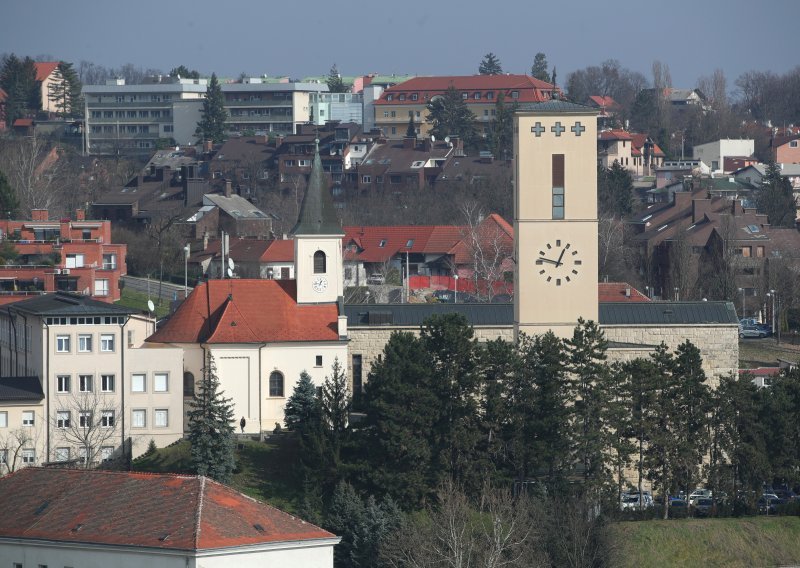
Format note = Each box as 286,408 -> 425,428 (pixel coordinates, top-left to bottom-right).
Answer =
516,100 -> 597,114
345,301 -> 738,327
0,376 -> 44,401
599,301 -> 738,325
0,468 -> 336,551
6,292 -> 135,316
290,143 -> 344,236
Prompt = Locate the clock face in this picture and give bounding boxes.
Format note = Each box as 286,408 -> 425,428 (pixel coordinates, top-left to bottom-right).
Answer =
535,239 -> 582,286
311,276 -> 328,293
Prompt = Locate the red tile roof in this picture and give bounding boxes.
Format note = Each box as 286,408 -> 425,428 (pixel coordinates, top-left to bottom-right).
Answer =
588,95 -> 619,110
375,75 -> 555,105
448,214 -> 514,265
739,367 -> 781,377
13,118 -> 34,127
34,61 -> 59,82
343,225 -> 464,263
598,129 -> 633,141
261,239 -> 294,262
0,468 -> 336,551
147,279 -> 339,344
630,133 -> 666,157
598,283 -> 650,302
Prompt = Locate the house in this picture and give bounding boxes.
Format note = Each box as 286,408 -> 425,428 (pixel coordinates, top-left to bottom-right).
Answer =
213,135 -> 275,193
597,130 -> 665,176
693,139 -> 755,173
0,292 -> 184,465
770,127 -> 800,164
201,188 -> 273,238
0,376 -> 44,473
0,468 -> 339,567
357,136 -> 455,191
373,75 -> 558,139
34,62 -> 62,116
309,91 -> 364,125
740,367 -> 782,388
0,209 -> 127,304
655,160 -> 711,189
192,237 -> 294,280
586,95 -> 620,128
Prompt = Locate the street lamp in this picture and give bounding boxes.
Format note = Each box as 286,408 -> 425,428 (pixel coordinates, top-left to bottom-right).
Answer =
454,274 -> 459,304
184,244 -> 191,298
674,287 -> 679,302
738,287 -> 745,319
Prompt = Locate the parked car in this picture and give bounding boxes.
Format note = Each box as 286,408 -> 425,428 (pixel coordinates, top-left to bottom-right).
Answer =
688,489 -> 712,505
432,290 -> 455,303
692,498 -> 714,517
739,326 -> 768,339
620,491 -> 653,510
758,495 -> 787,515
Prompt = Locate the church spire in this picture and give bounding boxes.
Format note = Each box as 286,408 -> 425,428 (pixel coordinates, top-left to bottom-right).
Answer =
290,139 -> 344,236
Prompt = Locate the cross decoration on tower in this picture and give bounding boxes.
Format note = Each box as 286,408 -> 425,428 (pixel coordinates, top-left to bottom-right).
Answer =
571,122 -> 586,136
531,122 -> 545,137
551,122 -> 565,137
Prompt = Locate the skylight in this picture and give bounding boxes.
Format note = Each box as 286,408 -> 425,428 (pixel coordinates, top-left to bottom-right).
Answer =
747,224 -> 760,233
379,239 -> 387,247
657,224 -> 668,232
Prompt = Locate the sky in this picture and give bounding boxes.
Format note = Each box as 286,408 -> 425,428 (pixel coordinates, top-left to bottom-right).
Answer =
2,0 -> 797,90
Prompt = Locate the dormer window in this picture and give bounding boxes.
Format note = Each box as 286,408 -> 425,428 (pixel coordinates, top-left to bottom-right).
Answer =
398,94 -> 406,101
379,239 -> 387,247
386,94 -> 393,101
411,93 -> 418,101
487,91 -> 494,100
313,250 -> 326,273
511,91 -> 519,99
473,93 -> 481,100
461,92 -> 468,99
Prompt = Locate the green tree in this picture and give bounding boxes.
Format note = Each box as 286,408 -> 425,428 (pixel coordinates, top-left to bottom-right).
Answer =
759,366 -> 800,487
321,357 -> 350,463
47,61 -> 83,118
489,91 -> 516,160
0,169 -> 19,218
326,64 -> 347,93
597,161 -> 634,217
285,371 -> 318,431
531,52 -> 550,82
195,73 -> 228,143
405,115 -> 416,138
756,162 -> 797,227
187,352 -> 236,483
426,86 -> 478,149
0,54 -> 40,126
479,52 -> 503,75
169,65 -> 200,79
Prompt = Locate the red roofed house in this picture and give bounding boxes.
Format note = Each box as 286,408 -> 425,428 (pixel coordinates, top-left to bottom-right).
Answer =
598,129 -> 665,176
147,144 -> 348,432
34,61 -> 63,116
0,468 -> 339,567
373,75 -> 558,139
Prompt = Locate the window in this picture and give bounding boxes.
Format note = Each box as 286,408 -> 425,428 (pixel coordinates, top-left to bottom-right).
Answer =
390,174 -> 402,184
57,375 -> 70,393
398,94 -> 406,101
552,154 -> 565,220
65,253 -> 85,268
55,447 -> 70,461
411,93 -> 418,101
390,111 -> 396,118
132,373 -> 146,393
474,92 -> 481,99
362,175 -> 371,183
391,127 -> 396,135
269,371 -> 284,397
102,253 -> 117,269
79,411 -> 92,428
56,335 -> 70,353
383,111 -> 389,118
94,279 -> 109,296
461,92 -> 468,99
0,411 -> 7,428
57,411 -> 70,428
154,409 -> 168,427
352,354 -> 363,400
101,334 -> 115,352
315,355 -> 323,367
386,94 -> 393,101
78,334 -> 92,352
100,446 -> 114,462
132,409 -> 146,428
101,410 -> 115,428
511,91 -> 519,99
78,446 -> 88,464
313,250 -> 326,274
101,374 -> 115,392
79,375 -> 93,392
22,411 -> 34,426
487,91 -> 494,100
154,373 -> 168,392
183,372 -> 195,396
756,246 -> 765,258
22,449 -> 35,464
0,449 -> 6,464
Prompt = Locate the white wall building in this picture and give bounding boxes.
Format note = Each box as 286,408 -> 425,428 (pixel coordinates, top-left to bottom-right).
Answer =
693,139 -> 755,173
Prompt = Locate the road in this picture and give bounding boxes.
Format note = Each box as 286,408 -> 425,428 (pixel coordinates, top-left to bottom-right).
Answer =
121,275 -> 192,302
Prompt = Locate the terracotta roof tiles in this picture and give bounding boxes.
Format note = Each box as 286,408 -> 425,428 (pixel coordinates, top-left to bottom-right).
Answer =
34,62 -> 59,82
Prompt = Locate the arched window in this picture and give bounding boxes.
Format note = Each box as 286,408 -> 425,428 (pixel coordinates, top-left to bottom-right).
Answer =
313,250 -> 326,274
183,372 -> 195,397
269,371 -> 284,397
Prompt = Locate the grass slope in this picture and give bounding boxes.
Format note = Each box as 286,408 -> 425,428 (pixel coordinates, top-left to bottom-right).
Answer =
611,516 -> 800,568
739,339 -> 800,368
116,287 -> 170,318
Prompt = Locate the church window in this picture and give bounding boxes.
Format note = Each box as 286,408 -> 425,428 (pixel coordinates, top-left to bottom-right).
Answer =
552,154 -> 565,220
315,355 -> 323,367
183,372 -> 195,396
313,250 -> 326,273
269,371 -> 284,397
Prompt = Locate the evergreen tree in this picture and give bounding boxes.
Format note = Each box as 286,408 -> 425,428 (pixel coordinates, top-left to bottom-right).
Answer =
322,357 -> 351,462
195,73 -> 228,143
759,366 -> 800,488
187,352 -> 236,483
0,169 -> 19,218
47,61 -> 83,118
285,371 -> 318,431
621,358 -> 659,508
478,52 -> 503,75
489,91 -> 516,160
607,362 -> 636,505
478,337 -> 516,484
756,162 -> 797,227
326,64 -> 347,93
0,54 -> 40,127
597,161 -> 634,217
531,52 -> 550,82
426,86 -> 478,149
169,65 -> 200,79
405,115 -> 416,138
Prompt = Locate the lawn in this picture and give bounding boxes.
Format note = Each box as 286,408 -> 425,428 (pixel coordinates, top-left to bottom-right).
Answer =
116,287 -> 170,318
610,516 -> 800,568
739,338 -> 800,368
132,434 -> 305,513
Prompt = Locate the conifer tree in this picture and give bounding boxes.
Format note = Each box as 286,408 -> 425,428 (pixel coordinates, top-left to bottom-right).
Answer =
285,371 -> 318,432
48,61 -> 83,118
195,73 -> 228,143
322,357 -> 351,462
426,86 -> 477,149
326,64 -> 347,93
531,52 -> 551,82
405,115 -> 416,138
0,54 -> 40,126
489,91 -> 516,160
187,352 -> 236,483
0,169 -> 19,218
479,53 -> 503,75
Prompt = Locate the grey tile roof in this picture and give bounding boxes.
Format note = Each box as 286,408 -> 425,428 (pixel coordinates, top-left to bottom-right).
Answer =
516,100 -> 596,114
0,376 -> 44,401
599,301 -> 738,325
6,292 -> 136,316
344,303 -> 513,327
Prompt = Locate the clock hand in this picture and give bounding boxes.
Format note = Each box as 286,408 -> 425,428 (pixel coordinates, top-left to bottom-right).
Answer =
555,248 -> 566,267
538,257 -> 560,266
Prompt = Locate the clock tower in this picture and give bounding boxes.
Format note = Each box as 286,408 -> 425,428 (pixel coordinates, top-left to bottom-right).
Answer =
514,101 -> 599,338
291,140 -> 344,304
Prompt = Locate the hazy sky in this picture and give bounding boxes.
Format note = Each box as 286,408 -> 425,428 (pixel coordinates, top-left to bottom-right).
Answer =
2,0 -> 797,90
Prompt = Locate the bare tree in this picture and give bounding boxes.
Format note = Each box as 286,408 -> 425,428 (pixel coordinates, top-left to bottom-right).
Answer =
52,388 -> 120,468
0,133 -> 62,216
668,229 -> 694,301
459,201 -> 513,301
0,423 -> 42,474
597,216 -> 633,283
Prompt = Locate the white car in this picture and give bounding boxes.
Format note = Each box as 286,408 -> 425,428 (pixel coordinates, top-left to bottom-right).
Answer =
620,492 -> 654,510
688,489 -> 712,505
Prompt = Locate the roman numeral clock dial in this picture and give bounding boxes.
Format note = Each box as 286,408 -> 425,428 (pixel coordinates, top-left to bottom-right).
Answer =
535,240 -> 582,286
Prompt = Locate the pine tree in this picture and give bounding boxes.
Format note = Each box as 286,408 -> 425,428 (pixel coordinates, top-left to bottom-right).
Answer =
479,53 -> 503,75
0,54 -> 40,126
48,61 -> 83,118
187,352 -> 236,483
756,162 -> 796,227
0,169 -> 19,218
285,371 -> 318,432
598,161 -> 634,217
426,86 -> 478,150
405,115 -> 416,138
326,64 -> 347,93
195,73 -> 228,143
489,91 -> 516,160
531,52 -> 550,82
322,357 -> 351,461
169,65 -> 200,79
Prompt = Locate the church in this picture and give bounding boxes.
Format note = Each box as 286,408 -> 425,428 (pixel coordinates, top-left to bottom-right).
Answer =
150,101 -> 739,433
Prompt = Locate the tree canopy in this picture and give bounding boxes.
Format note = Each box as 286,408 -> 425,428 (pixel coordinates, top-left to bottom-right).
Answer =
169,65 -> 200,79
195,73 -> 228,144
426,86 -> 478,149
326,64 -> 347,93
0,54 -> 40,126
531,52 -> 550,82
479,53 -> 503,75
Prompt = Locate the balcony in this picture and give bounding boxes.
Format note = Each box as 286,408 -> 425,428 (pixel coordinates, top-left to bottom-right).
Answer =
227,115 -> 293,124
225,100 -> 293,108
87,101 -> 173,108
90,116 -> 172,123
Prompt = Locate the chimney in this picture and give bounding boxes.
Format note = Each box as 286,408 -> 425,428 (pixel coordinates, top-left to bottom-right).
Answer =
75,209 -> 85,221
423,137 -> 433,152
203,231 -> 209,251
224,180 -> 232,198
204,139 -> 213,153
625,287 -> 631,297
692,198 -> 711,223
275,135 -> 284,148
31,209 -> 48,221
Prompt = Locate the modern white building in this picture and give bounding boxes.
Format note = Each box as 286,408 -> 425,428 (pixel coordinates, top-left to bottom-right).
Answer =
310,92 -> 364,125
0,468 -> 339,567
693,139 -> 755,173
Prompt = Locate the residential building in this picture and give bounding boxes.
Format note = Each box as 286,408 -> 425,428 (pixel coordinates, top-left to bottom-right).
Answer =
223,80 -> 327,136
356,136 -> 455,191
0,376 -> 44,474
586,95 -> 620,129
597,129 -> 665,176
309,92 -> 364,125
655,160 -> 711,189
0,292 -> 184,464
200,187 -> 273,238
190,237 -> 294,280
213,135 -> 275,192
373,75 -> 557,139
0,209 -> 126,304
770,126 -> 800,163
0,468 -> 339,567
34,62 -> 64,116
693,139 -> 755,173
